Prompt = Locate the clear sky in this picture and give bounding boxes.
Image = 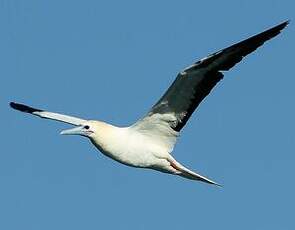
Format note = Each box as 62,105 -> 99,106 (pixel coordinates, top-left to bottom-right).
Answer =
1,1 -> 294,229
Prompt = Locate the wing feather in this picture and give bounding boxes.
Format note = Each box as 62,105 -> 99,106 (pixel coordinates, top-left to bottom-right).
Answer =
146,21 -> 289,132
10,102 -> 86,126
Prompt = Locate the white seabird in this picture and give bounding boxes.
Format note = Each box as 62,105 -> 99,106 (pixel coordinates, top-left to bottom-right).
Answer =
10,21 -> 289,186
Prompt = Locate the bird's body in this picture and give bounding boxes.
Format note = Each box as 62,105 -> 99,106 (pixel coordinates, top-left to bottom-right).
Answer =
73,120 -> 201,181
88,121 -> 163,169
10,21 -> 289,186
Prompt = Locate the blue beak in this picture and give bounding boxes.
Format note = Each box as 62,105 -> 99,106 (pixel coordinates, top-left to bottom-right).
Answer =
60,126 -> 85,136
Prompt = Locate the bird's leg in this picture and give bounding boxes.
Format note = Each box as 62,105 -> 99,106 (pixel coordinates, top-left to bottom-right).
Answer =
166,156 -> 183,174
169,161 -> 180,171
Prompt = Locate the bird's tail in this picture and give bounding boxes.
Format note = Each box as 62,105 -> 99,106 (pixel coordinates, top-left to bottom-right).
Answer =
169,156 -> 221,186
179,165 -> 221,187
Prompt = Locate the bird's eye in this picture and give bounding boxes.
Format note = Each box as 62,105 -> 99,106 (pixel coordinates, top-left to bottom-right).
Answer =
84,125 -> 90,130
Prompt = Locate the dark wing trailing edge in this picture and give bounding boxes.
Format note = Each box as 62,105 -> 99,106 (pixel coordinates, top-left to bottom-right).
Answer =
10,102 -> 86,126
148,20 -> 289,132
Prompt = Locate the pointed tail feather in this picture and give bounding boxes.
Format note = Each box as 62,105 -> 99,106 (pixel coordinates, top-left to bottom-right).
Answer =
180,168 -> 222,187
169,156 -> 221,186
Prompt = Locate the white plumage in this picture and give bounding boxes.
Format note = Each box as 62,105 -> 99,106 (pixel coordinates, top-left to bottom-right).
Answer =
10,21 -> 289,186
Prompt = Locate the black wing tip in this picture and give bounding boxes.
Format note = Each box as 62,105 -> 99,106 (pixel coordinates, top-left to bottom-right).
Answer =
10,102 -> 43,113
283,19 -> 290,26
269,20 -> 290,37
276,19 -> 290,30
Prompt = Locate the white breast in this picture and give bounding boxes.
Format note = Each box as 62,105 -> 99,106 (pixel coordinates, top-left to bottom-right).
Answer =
90,123 -> 171,168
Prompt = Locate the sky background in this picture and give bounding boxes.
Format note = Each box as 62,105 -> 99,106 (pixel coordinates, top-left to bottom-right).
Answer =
1,0 -> 294,229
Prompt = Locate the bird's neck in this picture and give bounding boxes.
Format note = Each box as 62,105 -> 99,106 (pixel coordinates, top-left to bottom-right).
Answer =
90,122 -> 128,154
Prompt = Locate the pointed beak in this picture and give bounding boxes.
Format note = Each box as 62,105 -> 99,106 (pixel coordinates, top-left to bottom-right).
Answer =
60,126 -> 85,136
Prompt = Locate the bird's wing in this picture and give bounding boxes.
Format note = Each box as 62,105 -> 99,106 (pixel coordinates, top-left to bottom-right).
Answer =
131,21 -> 288,152
10,102 -> 86,126
133,21 -> 289,136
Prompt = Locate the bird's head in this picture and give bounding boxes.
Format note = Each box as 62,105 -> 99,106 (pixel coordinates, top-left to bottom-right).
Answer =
60,120 -> 118,150
60,120 -> 99,138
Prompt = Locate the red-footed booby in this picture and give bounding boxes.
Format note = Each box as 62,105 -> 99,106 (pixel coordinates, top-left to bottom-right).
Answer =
10,21 -> 289,186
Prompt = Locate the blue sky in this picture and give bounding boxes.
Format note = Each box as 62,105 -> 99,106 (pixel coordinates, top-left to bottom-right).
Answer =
1,0 -> 294,229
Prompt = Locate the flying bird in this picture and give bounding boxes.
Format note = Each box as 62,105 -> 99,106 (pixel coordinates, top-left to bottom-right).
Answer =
10,21 -> 289,186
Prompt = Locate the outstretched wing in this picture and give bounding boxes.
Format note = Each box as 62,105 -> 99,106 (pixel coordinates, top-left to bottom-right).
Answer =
137,20 -> 289,133
10,102 -> 86,126
131,21 -> 288,152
